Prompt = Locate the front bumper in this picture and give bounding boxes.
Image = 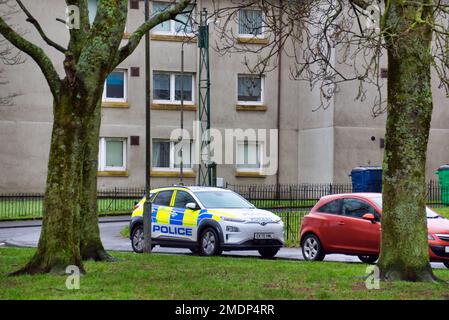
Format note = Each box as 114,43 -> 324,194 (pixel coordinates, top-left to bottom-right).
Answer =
429,245 -> 449,262
220,220 -> 284,251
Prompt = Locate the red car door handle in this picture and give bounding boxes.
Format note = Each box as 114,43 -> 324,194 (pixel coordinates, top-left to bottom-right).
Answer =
338,221 -> 345,225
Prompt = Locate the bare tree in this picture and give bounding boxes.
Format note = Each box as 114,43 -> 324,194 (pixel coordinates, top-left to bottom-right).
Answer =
0,0 -> 193,274
0,0 -> 22,105
211,0 -> 449,282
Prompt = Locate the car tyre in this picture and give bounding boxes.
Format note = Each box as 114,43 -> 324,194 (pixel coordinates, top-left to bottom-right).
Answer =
444,261 -> 449,269
131,225 -> 154,253
200,228 -> 222,256
258,248 -> 279,259
358,255 -> 378,264
301,234 -> 325,261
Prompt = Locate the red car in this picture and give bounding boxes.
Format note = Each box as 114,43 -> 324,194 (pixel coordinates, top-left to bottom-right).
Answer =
300,193 -> 449,268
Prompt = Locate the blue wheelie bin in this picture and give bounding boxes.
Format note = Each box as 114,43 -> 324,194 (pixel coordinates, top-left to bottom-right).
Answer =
350,166 -> 382,193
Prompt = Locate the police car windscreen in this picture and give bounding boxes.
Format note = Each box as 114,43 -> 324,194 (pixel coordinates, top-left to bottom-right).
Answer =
195,191 -> 254,209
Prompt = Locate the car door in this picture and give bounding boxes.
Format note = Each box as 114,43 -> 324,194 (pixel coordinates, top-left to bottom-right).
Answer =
314,199 -> 344,252
171,190 -> 201,241
336,198 -> 381,254
151,190 -> 174,239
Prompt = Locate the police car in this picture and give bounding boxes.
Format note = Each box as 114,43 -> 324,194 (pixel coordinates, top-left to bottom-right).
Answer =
129,186 -> 284,258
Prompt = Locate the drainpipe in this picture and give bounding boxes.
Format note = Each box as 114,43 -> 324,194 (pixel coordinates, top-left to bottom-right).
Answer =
143,0 -> 152,254
275,5 -> 283,198
180,43 -> 185,183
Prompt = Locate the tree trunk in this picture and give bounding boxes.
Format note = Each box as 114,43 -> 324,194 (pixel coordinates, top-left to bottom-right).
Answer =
79,100 -> 114,261
378,1 -> 436,282
12,90 -> 85,275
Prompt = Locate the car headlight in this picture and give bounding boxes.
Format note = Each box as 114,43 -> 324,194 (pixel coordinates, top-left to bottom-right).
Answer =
273,218 -> 282,224
221,216 -> 247,223
428,233 -> 435,240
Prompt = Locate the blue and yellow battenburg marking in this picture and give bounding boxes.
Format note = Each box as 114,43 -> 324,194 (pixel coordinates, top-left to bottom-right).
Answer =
131,188 -> 238,235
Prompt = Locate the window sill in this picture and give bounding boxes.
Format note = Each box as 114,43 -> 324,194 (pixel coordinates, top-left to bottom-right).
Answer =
236,104 -> 267,111
237,37 -> 269,45
151,103 -> 197,111
102,101 -> 129,108
235,171 -> 266,178
151,34 -> 197,43
98,170 -> 129,177
150,170 -> 196,178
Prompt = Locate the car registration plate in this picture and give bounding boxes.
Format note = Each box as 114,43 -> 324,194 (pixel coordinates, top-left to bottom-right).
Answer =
254,233 -> 274,240
445,246 -> 449,253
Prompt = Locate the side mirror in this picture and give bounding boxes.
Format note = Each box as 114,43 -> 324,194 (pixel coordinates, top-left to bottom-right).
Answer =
362,213 -> 376,223
186,202 -> 199,210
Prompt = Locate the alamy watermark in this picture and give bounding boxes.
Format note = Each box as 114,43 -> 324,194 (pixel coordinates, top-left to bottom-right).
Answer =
361,4 -> 381,33
169,122 -> 278,175
65,265 -> 80,290
66,5 -> 80,30
365,265 -> 380,290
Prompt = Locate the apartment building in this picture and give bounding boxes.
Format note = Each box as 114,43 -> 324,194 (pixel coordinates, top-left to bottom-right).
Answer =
0,0 -> 448,193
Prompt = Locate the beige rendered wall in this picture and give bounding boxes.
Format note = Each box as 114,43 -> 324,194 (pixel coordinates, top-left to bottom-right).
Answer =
330,48 -> 449,183
0,0 -> 300,192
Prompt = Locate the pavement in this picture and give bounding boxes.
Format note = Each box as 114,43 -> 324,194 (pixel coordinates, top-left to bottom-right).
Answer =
0,217 -> 447,269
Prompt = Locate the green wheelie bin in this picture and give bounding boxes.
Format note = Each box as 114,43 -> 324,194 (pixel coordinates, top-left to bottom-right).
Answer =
436,164 -> 449,205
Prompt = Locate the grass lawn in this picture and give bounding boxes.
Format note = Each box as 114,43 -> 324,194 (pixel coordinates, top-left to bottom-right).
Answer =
435,207 -> 449,219
0,247 -> 449,300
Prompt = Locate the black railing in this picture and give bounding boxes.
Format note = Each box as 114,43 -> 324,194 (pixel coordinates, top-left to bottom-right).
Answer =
226,183 -> 353,210
1,182 -> 448,245
0,187 -> 146,221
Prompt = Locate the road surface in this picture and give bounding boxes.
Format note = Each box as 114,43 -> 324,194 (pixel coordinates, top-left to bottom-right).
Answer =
0,217 -> 446,269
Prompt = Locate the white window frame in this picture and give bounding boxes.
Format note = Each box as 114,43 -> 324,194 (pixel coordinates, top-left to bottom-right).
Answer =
153,72 -> 195,105
151,2 -> 195,36
237,74 -> 264,105
152,139 -> 193,171
237,8 -> 265,38
235,140 -> 264,172
103,69 -> 128,103
98,137 -> 127,172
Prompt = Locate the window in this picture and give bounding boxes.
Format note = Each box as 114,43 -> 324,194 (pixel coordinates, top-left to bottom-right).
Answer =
98,138 -> 127,171
236,140 -> 262,170
153,139 -> 192,170
238,9 -> 263,37
237,75 -> 263,104
103,70 -> 127,102
318,200 -> 342,215
152,2 -> 194,34
341,199 -> 378,219
153,190 -> 174,206
153,72 -> 194,104
174,191 -> 197,208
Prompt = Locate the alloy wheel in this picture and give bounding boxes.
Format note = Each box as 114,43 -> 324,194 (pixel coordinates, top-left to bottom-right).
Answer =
202,231 -> 216,255
132,227 -> 144,252
303,237 -> 319,260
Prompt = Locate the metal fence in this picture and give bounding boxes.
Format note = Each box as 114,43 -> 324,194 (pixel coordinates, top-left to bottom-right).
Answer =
0,187 -> 145,221
225,183 -> 353,210
1,182 -> 448,244
226,181 -> 448,209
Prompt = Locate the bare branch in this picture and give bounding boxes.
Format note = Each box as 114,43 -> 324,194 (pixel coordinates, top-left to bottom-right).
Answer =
348,0 -> 371,10
112,0 -> 193,69
15,0 -> 67,53
0,15 -> 61,98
